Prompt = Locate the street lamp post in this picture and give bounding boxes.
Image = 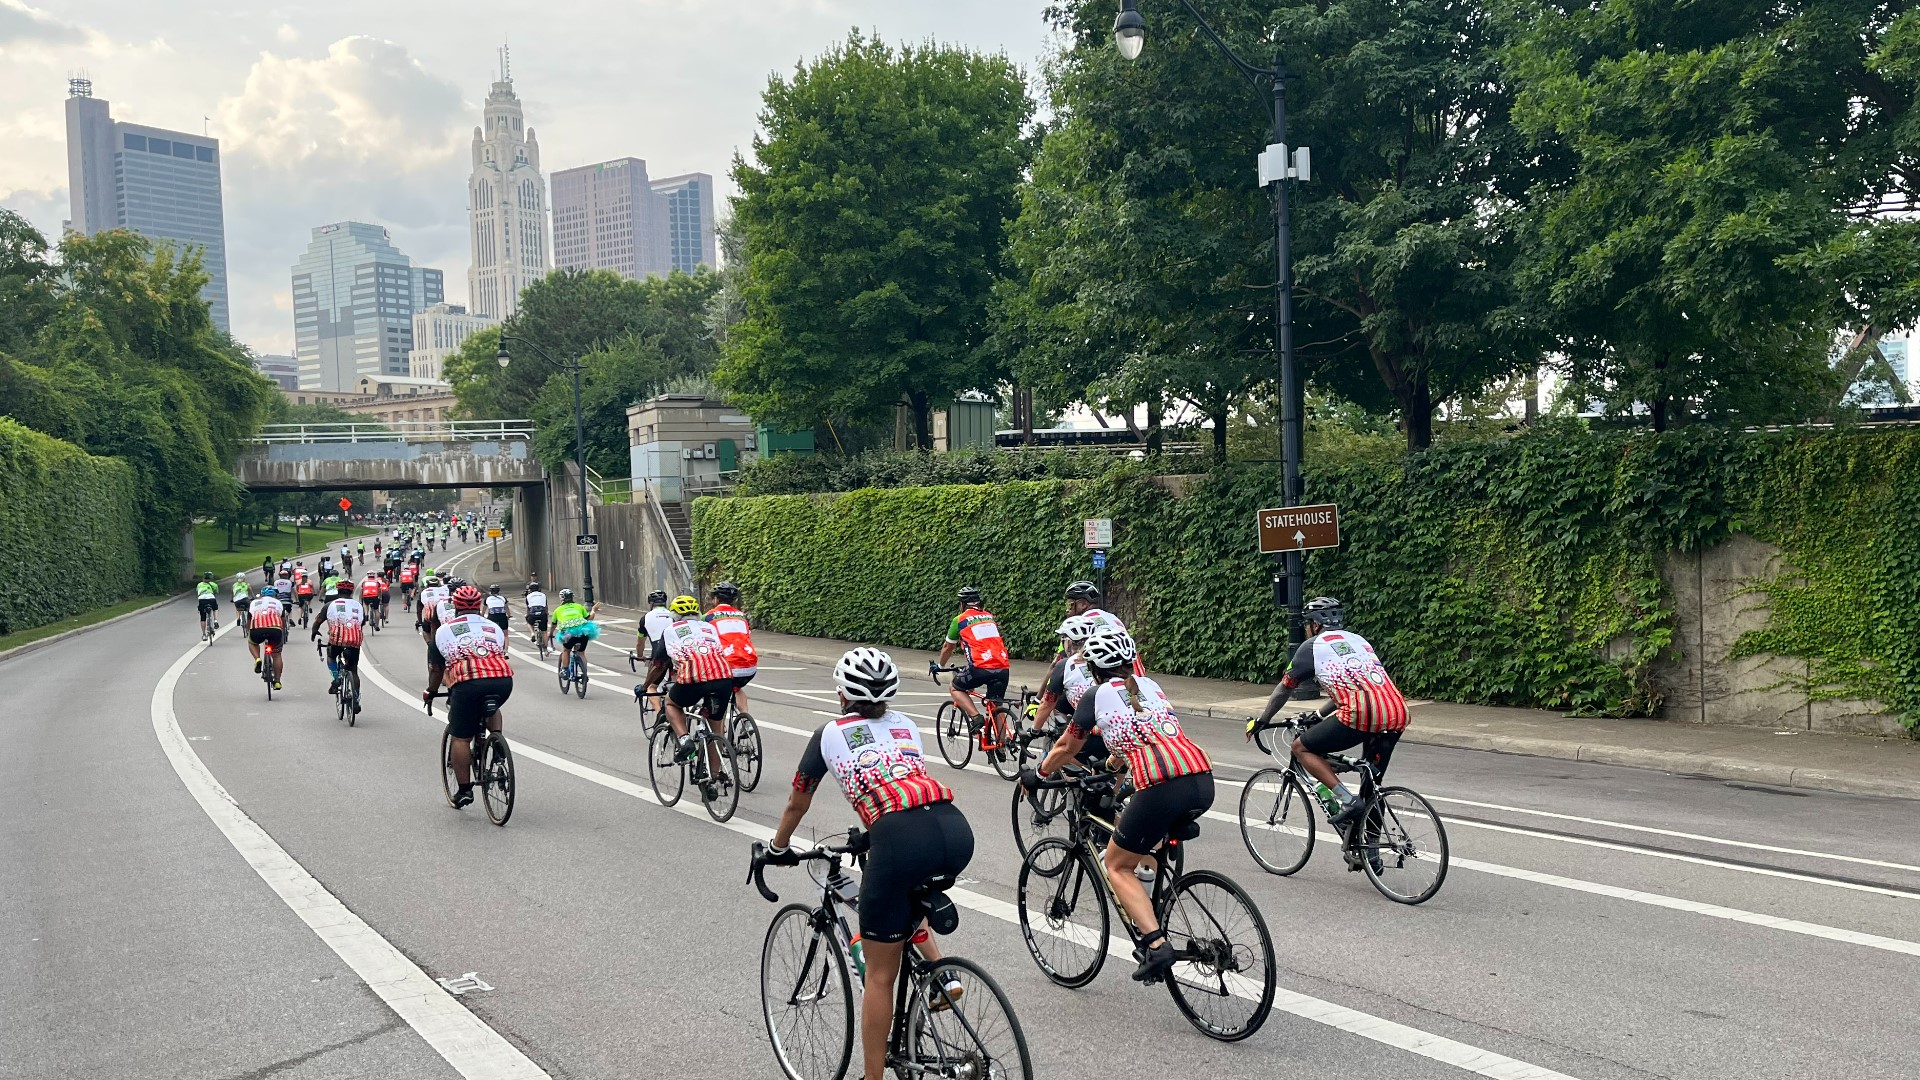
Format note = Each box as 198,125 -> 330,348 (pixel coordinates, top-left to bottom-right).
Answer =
1113,0 -> 1310,654
496,334 -> 596,605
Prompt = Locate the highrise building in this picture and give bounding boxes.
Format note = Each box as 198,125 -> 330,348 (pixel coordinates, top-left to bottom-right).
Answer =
551,158 -> 670,280
290,222 -> 443,391
252,353 -> 299,390
651,173 -> 718,274
408,303 -> 495,381
64,79 -> 231,331
467,49 -> 549,317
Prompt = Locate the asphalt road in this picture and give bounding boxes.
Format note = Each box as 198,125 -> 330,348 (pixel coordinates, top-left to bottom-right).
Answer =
6,540 -> 1919,1080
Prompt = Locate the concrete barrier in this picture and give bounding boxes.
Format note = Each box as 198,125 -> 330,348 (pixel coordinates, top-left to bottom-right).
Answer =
235,440 -> 544,491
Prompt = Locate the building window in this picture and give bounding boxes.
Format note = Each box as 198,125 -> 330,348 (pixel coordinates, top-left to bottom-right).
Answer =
195,146 -> 215,163
172,142 -> 195,159
123,134 -> 147,151
148,139 -> 171,155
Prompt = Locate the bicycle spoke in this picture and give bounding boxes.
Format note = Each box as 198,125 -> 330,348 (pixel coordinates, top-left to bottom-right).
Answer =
1162,871 -> 1276,1041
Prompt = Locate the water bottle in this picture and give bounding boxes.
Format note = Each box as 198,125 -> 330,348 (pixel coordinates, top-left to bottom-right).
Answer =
1314,781 -> 1342,819
847,933 -> 867,979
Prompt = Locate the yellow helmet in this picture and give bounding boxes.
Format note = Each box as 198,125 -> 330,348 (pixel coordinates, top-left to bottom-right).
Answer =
669,594 -> 701,616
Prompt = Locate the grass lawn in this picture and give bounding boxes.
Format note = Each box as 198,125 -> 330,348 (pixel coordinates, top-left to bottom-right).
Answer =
0,594 -> 173,654
194,521 -> 379,580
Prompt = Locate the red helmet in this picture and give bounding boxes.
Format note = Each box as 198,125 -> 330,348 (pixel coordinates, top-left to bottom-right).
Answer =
451,585 -> 485,612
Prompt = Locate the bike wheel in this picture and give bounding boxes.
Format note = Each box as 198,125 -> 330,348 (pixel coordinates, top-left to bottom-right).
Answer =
1009,781 -> 1069,860
440,727 -> 460,807
934,703 -> 973,770
1359,786 -> 1450,904
988,707 -> 1021,781
760,904 -> 852,1080
1015,838 -> 1108,988
1238,768 -> 1315,875
481,734 -> 516,826
701,732 -> 741,823
1161,869 -> 1277,1042
574,657 -> 588,699
731,714 -> 765,792
337,672 -> 351,725
647,723 -> 685,807
904,956 -> 1034,1080
557,659 -> 570,694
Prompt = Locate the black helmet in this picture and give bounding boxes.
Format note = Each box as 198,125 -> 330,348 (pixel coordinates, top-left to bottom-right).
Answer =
1303,596 -> 1345,630
647,589 -> 668,606
1065,580 -> 1101,602
489,585 -> 500,595
202,571 -> 214,581
712,581 -> 740,603
957,586 -> 982,605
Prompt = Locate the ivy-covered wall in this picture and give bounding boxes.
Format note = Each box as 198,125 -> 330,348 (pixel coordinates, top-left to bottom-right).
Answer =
0,419 -> 144,636
693,425 -> 1920,731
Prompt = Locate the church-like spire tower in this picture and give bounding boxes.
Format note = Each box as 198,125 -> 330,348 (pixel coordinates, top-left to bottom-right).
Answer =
467,45 -> 548,318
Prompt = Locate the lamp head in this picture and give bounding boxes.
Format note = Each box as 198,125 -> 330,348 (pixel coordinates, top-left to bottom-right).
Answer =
1114,1 -> 1146,61
495,337 -> 509,369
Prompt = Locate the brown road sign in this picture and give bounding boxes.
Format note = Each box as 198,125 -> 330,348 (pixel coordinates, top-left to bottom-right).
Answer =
1257,503 -> 1340,553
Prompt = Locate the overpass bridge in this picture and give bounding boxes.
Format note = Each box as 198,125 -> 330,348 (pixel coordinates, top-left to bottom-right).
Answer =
234,421 -> 543,491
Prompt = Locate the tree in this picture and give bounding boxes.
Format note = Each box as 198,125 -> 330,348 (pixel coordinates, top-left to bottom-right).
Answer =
720,31 -> 1034,448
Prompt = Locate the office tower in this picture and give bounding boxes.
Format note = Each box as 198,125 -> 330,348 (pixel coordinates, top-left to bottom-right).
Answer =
467,48 -> 549,317
64,78 -> 231,331
651,173 -> 718,274
551,157 -> 671,280
408,303 -> 496,381
290,222 -> 443,391
252,353 -> 299,390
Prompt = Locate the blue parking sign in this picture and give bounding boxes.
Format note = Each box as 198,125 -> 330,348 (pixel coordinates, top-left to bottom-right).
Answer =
1091,550 -> 1107,570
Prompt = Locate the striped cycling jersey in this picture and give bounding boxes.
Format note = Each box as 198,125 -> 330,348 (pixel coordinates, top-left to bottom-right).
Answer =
435,615 -> 514,684
247,596 -> 285,630
324,598 -> 366,647
1069,675 -> 1210,788
1280,631 -> 1408,733
662,618 -> 733,684
793,712 -> 954,826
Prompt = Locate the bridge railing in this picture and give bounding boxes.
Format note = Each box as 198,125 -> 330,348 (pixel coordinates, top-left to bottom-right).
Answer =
247,420 -> 535,444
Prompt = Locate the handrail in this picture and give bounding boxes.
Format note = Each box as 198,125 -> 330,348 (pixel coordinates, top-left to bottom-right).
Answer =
248,420 -> 534,444
640,478 -> 696,592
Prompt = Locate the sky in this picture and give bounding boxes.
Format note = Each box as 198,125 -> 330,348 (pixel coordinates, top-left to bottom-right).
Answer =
0,0 -> 1062,356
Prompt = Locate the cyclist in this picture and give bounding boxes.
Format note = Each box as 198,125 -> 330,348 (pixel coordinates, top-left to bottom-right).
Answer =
273,569 -> 296,625
398,560 -> 418,610
194,573 -> 220,637
484,585 -> 510,635
339,545 -> 352,576
1025,626 -> 1212,984
295,569 -> 317,624
355,540 -> 365,563
318,554 -> 333,581
246,586 -> 288,689
704,582 -> 758,720
648,595 -> 733,794
373,538 -> 382,560
359,572 -> 383,628
311,579 -> 365,706
546,589 -> 599,668
230,575 -> 252,630
1063,580 -> 1143,673
1030,615 -> 1099,748
523,581 -> 549,644
935,587 -> 1011,731
261,555 -> 274,581
418,574 -> 451,678
377,572 -> 393,624
1246,596 -> 1409,826
425,585 -> 515,809
758,647 -> 972,1080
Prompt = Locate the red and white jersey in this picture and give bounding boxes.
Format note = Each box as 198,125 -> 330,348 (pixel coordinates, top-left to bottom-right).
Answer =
1070,675 -> 1210,788
1294,631 -> 1408,733
661,618 -> 734,684
704,604 -> 758,674
418,586 -> 450,622
324,597 -> 367,647
248,596 -> 285,630
360,577 -> 381,600
434,614 -> 514,685
1079,607 -> 1146,675
793,711 -> 954,827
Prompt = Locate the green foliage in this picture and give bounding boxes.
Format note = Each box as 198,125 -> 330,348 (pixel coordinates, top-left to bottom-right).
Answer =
0,419 -> 142,636
720,31 -> 1034,446
732,448 -> 1197,496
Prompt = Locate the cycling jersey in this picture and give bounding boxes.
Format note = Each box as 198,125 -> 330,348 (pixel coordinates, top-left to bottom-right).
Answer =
642,606 -> 672,646
399,566 -> 417,585
231,581 -> 250,601
552,602 -> 591,636
360,579 -> 380,600
793,711 -> 955,827
1279,630 -> 1408,733
525,591 -> 547,611
661,618 -> 733,684
418,586 -> 450,623
1042,655 -> 1093,711
273,577 -> 294,600
247,596 -> 286,630
435,615 -> 514,684
704,604 -> 758,674
195,581 -> 217,600
946,607 -> 1010,670
1070,675 -> 1210,788
323,597 -> 366,647
296,579 -> 315,598
484,594 -> 508,615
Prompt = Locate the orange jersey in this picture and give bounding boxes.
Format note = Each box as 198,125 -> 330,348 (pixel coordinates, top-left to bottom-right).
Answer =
946,608 -> 1010,670
704,604 -> 758,672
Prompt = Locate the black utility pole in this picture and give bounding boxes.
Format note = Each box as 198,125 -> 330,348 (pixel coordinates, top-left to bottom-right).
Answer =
497,334 -> 596,605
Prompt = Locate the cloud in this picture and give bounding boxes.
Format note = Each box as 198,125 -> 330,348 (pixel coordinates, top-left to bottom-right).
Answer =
0,0 -> 84,49
275,23 -> 297,44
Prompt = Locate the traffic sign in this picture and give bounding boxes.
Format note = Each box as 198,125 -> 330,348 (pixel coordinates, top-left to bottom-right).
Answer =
1091,550 -> 1107,570
1257,503 -> 1340,553
338,497 -> 352,511
487,527 -> 503,539
575,533 -> 599,552
1083,518 -> 1113,549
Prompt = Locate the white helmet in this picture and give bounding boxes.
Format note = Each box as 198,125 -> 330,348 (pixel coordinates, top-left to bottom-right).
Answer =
1055,615 -> 1095,642
1082,626 -> 1137,671
833,647 -> 900,703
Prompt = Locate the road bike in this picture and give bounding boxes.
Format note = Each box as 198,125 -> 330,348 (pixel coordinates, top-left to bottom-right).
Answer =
530,613 -> 550,661
646,685 -> 742,822
929,666 -> 1024,781
556,641 -> 589,698
1017,767 -> 1276,1041
428,689 -> 515,826
200,609 -> 219,645
1240,714 -> 1449,904
749,830 -> 1032,1080
259,637 -> 280,700
633,653 -> 764,794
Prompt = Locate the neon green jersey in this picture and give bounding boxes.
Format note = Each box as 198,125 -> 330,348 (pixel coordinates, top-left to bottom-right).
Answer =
232,580 -> 250,600
196,581 -> 218,599
553,603 -> 590,630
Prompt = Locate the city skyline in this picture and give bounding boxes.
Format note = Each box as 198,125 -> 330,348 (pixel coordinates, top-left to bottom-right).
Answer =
291,220 -> 443,391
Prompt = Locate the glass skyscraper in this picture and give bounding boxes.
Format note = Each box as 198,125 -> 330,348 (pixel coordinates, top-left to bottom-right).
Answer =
290,222 -> 443,391
64,79 -> 231,331
651,173 -> 718,275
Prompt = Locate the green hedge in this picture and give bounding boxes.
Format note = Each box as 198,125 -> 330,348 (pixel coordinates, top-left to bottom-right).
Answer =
734,447 -> 1203,496
0,419 -> 143,636
696,425 -> 1920,728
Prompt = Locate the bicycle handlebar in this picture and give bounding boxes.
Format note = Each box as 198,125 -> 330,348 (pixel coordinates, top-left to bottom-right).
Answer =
748,829 -> 870,903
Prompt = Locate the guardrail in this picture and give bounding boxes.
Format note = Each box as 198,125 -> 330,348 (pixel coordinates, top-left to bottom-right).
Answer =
585,465 -> 634,505
247,420 -> 535,444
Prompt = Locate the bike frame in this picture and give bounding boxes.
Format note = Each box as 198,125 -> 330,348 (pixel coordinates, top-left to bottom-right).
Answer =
932,668 -> 1014,751
1257,720 -> 1381,831
1043,770 -> 1183,945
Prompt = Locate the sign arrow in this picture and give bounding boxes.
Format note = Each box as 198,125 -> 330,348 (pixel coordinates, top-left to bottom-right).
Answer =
1293,531 -> 1306,546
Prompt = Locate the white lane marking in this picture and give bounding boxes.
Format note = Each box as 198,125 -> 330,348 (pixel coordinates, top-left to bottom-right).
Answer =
355,663 -> 1582,1080
152,630 -> 549,1080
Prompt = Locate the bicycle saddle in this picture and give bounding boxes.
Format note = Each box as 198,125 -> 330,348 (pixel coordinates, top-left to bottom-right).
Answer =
1168,814 -> 1203,843
911,876 -> 962,936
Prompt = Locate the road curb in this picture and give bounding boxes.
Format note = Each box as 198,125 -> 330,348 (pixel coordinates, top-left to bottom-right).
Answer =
0,596 -> 180,666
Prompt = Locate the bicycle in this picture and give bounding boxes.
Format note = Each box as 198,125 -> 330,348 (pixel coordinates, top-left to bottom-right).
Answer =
1017,767 -> 1276,1041
929,665 -> 1023,781
319,643 -> 362,727
631,654 -> 764,793
646,686 -> 741,822
201,610 -> 219,645
749,830 -> 1033,1080
530,615 -> 550,661
260,638 -> 279,700
556,639 -> 589,698
1240,715 -> 1450,904
428,689 -> 515,826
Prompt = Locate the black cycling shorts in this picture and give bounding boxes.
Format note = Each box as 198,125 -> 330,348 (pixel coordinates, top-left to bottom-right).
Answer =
426,637 -> 445,671
952,665 -> 1010,700
1298,716 -> 1401,778
526,608 -> 547,630
560,632 -> 590,651
326,644 -> 361,670
730,672 -> 756,692
1114,771 -> 1215,856
487,612 -> 510,634
248,627 -> 285,648
861,801 -> 974,944
197,597 -> 218,617
669,678 -> 731,717
447,676 -> 513,739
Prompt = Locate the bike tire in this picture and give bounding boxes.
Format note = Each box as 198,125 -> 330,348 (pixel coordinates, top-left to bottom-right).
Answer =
557,659 -> 570,694
934,703 -> 973,770
574,656 -> 588,699
760,904 -> 852,1080
988,706 -> 1021,781
482,734 -> 515,826
1359,786 -> 1449,905
1009,780 -> 1069,860
1161,868 -> 1277,1042
647,723 -> 685,807
904,955 -> 1034,1080
701,731 -> 741,823
1015,838 -> 1108,988
731,714 -> 764,792
1238,768 -> 1315,875
440,727 -> 460,808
